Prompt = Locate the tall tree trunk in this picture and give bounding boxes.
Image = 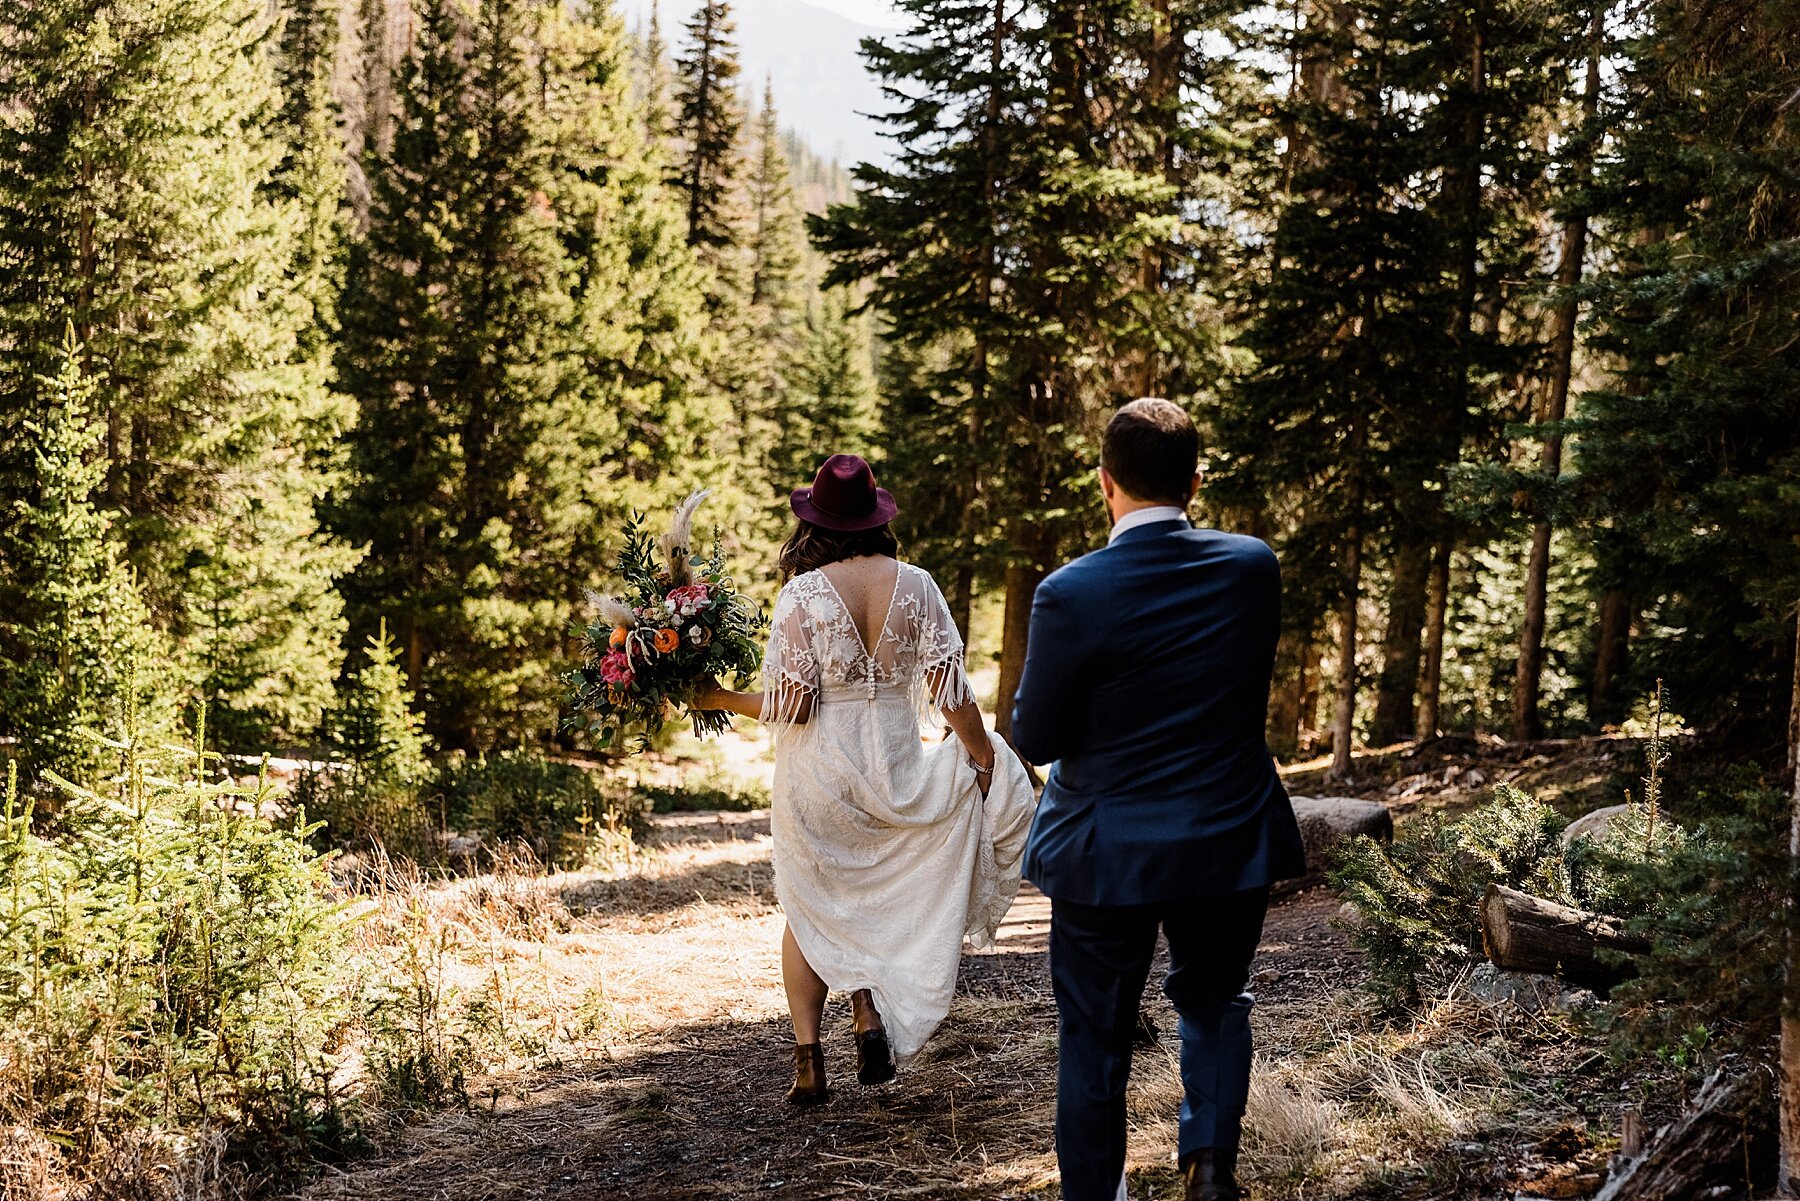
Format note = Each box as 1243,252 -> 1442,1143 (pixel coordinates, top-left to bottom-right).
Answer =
1512,2 -> 1599,742
1780,605 -> 1800,1196
1591,587 -> 1635,724
1132,0 -> 1175,396
994,541 -> 1050,744
1329,521 -> 1364,780
1371,540 -> 1431,745
946,565 -> 975,648
1416,539 -> 1452,740
1269,624 -> 1313,759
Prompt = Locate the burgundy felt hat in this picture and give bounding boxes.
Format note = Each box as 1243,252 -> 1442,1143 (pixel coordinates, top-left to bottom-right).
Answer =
790,454 -> 898,532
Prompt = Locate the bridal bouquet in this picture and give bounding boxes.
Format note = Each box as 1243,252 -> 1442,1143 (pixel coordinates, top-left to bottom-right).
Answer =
568,491 -> 766,748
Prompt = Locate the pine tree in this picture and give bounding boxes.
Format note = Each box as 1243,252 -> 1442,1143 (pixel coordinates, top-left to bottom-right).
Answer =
273,0 -> 351,369
748,80 -> 807,322
534,0 -> 725,573
0,0 -> 356,748
673,1 -> 746,265
771,291 -> 879,495
0,335 -> 179,790
336,0 -> 580,750
639,0 -> 675,149
1576,0 -> 1800,741
327,618 -> 428,790
1210,0 -> 1461,778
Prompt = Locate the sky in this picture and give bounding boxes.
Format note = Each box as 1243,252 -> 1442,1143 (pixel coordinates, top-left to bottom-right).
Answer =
806,0 -> 901,26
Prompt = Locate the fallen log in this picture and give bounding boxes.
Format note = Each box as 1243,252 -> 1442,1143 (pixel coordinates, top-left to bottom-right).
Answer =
1592,1068 -> 1771,1201
1479,884 -> 1650,990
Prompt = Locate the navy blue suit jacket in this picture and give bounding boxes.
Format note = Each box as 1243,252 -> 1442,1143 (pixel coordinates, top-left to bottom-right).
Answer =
1011,520 -> 1306,906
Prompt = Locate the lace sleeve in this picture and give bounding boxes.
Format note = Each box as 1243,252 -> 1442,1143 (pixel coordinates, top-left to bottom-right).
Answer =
760,580 -> 821,732
914,569 -> 977,714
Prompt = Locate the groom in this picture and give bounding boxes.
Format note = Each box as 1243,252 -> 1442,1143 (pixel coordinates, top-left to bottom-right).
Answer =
1011,398 -> 1306,1201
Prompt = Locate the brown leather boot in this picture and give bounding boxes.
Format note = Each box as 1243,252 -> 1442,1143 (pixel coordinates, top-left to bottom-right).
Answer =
1181,1148 -> 1246,1201
850,989 -> 896,1086
786,1043 -> 828,1106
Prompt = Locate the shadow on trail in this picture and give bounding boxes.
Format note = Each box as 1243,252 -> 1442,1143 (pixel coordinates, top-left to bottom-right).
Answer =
301,943 -> 1064,1201
296,889 -> 1357,1201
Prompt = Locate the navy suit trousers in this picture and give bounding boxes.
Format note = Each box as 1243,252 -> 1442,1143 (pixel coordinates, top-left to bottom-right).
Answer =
1048,887 -> 1270,1201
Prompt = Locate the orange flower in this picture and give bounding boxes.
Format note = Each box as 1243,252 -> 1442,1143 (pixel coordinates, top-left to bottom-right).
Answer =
653,627 -> 680,654
609,626 -> 629,649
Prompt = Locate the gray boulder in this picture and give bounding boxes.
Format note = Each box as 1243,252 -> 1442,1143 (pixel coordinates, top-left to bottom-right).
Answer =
1562,803 -> 1631,846
1278,795 -> 1394,889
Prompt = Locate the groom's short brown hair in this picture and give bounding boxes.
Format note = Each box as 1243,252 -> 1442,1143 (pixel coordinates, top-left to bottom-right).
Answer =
1102,398 -> 1199,505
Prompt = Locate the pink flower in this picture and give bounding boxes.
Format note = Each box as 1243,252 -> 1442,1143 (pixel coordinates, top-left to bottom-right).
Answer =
667,583 -> 713,617
599,649 -> 634,687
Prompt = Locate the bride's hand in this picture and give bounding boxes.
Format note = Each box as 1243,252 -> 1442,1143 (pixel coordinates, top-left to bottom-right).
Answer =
692,678 -> 725,710
970,749 -> 996,797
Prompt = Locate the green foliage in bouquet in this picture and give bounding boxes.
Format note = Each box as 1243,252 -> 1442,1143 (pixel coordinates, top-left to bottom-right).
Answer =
1332,784 -> 1573,1008
568,492 -> 766,749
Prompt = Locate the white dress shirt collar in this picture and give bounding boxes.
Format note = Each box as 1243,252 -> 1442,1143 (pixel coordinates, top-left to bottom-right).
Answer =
1108,505 -> 1188,543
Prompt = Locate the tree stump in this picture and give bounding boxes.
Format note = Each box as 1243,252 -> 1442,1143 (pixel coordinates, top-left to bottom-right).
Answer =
1479,884 -> 1650,990
1593,1069 -> 1772,1201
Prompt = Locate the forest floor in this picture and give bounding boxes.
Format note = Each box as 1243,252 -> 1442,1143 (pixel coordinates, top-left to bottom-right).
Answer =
291,737 -> 1679,1201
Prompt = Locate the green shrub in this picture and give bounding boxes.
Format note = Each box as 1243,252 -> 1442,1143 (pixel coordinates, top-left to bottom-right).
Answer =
1335,777 -> 1707,1012
638,772 -> 770,813
0,723 -> 362,1177
1594,775 -> 1789,1065
1332,783 -> 1573,1008
433,751 -> 650,869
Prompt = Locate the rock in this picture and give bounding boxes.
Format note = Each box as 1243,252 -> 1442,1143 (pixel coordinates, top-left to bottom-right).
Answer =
1274,795 -> 1393,892
1251,966 -> 1282,986
1459,963 -> 1598,1014
1336,900 -> 1365,930
1562,803 -> 1632,846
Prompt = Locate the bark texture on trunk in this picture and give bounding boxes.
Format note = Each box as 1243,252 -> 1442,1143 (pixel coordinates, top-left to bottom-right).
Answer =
1329,525 -> 1363,780
1594,1069 -> 1773,1201
1779,607 -> 1800,1197
1269,625 -> 1312,759
1371,540 -> 1431,746
1480,884 -> 1649,990
1591,587 -> 1634,724
993,552 -> 1049,745
1415,540 -> 1452,741
1512,7 -> 1599,742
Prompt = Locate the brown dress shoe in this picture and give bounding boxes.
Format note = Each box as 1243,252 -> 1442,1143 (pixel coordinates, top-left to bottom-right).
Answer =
850,989 -> 897,1086
1182,1148 -> 1245,1201
787,1042 -> 828,1106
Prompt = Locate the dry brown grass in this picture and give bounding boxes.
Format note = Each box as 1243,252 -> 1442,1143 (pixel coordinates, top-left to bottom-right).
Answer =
291,810 -> 1642,1201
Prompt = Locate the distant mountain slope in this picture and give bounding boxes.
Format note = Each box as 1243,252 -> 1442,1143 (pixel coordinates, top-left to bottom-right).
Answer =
624,0 -> 897,168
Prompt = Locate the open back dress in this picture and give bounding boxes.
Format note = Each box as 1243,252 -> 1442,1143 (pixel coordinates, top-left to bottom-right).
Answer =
760,560 -> 1035,1058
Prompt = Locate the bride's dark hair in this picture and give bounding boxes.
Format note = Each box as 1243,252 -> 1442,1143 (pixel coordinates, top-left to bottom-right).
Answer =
777,520 -> 900,581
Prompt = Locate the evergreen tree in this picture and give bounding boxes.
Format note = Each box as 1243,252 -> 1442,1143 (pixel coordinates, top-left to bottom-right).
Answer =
336,0 -> 579,750
273,0 -> 351,368
0,336 -> 179,790
1575,0 -> 1800,742
1210,0 -> 1460,778
748,80 -> 807,321
673,1 -> 746,265
327,618 -> 428,790
639,0 -> 675,149
0,0 -> 355,748
535,0 -> 724,576
771,291 -> 879,493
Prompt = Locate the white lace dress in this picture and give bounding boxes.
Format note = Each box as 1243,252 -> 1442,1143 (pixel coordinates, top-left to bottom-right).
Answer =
760,562 -> 1036,1059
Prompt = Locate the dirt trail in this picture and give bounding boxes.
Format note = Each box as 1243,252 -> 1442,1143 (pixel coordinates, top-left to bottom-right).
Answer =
296,812 -> 1360,1201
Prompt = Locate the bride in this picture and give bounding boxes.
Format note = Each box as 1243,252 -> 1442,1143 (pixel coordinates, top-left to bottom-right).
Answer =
697,454 -> 1034,1105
